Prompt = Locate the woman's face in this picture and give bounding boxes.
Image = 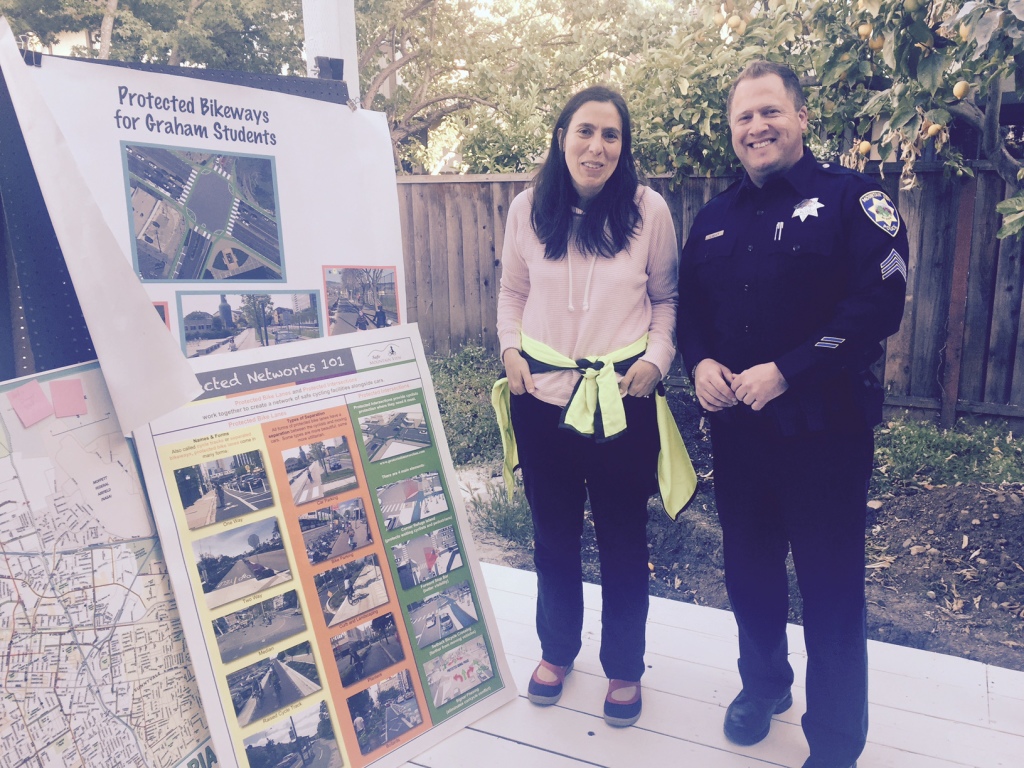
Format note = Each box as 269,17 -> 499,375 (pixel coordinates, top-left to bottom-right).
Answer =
558,100 -> 622,203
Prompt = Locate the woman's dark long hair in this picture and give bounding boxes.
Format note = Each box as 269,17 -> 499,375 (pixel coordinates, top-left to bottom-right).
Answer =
531,85 -> 641,260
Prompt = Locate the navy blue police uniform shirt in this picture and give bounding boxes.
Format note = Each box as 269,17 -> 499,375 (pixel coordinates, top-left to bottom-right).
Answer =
678,148 -> 908,437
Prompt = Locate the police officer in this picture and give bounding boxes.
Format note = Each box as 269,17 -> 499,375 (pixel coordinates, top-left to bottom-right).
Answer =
677,62 -> 907,768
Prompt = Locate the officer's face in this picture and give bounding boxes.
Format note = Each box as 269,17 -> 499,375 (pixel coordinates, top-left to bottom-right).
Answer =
729,74 -> 808,187
558,100 -> 622,203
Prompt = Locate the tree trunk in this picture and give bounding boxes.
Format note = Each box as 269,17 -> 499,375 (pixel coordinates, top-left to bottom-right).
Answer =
97,0 -> 119,60
169,0 -> 207,66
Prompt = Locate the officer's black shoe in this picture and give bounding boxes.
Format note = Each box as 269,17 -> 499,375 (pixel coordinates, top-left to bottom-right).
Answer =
723,688 -> 793,746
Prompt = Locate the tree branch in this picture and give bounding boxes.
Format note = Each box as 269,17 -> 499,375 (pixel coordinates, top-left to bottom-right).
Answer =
362,49 -> 424,109
392,95 -> 497,140
967,85 -> 1024,189
168,0 -> 208,66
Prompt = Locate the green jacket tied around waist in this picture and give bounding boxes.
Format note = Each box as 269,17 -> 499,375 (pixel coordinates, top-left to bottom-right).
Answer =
491,334 -> 697,520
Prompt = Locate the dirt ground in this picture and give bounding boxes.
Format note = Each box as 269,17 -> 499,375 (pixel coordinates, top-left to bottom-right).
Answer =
467,384 -> 1024,672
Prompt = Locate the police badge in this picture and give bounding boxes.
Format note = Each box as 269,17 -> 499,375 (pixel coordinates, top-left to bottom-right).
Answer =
859,191 -> 900,237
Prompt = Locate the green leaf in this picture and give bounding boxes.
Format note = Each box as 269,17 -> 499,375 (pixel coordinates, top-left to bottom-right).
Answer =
971,9 -> 1003,61
890,98 -> 918,130
996,195 -> 1024,214
861,0 -> 882,17
907,20 -> 935,46
917,49 -> 947,94
882,31 -> 897,70
996,210 -> 1024,239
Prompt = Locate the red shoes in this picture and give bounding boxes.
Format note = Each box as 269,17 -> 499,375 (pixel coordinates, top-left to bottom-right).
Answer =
527,659 -> 573,705
528,662 -> 642,727
603,679 -> 642,727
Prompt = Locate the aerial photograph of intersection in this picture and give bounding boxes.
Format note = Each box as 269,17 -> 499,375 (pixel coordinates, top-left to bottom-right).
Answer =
124,144 -> 284,281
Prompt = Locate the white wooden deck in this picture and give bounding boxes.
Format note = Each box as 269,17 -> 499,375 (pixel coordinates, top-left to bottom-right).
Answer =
404,563 -> 1024,768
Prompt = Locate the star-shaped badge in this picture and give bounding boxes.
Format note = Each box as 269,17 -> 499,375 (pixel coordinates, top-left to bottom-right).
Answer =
792,198 -> 825,222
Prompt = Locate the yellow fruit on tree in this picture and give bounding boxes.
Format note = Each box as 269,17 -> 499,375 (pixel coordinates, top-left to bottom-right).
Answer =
953,80 -> 970,100
728,14 -> 742,29
713,11 -> 726,26
858,23 -> 872,39
869,33 -> 885,51
737,19 -> 748,35
926,123 -> 942,138
904,0 -> 921,12
959,23 -> 970,42
858,141 -> 872,156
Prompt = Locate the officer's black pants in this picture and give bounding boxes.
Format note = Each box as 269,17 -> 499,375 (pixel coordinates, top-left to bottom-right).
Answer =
711,420 -> 873,766
510,392 -> 658,682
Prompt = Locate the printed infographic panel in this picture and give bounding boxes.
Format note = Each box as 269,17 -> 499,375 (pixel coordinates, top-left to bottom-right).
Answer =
134,326 -> 515,768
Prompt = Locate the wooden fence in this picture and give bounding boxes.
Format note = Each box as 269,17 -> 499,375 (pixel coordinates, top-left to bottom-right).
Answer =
396,167 -> 1024,425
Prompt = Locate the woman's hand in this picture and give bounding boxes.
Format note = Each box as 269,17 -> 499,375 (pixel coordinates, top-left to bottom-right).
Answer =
693,358 -> 739,411
619,359 -> 661,398
503,348 -> 535,395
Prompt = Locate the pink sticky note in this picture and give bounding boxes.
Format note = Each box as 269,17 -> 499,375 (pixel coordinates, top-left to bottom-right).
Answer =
6,380 -> 54,428
50,378 -> 88,418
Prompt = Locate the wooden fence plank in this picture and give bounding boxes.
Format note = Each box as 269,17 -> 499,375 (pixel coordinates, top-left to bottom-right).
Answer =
940,176 -> 977,428
456,185 -> 483,345
909,174 -> 959,400
476,183 -> 499,351
959,172 -> 1003,402
444,185 -> 467,349
984,230 -> 1024,404
397,186 -> 416,326
884,183 -> 919,396
410,184 -> 432,342
428,185 -> 452,355
1012,294 -> 1024,406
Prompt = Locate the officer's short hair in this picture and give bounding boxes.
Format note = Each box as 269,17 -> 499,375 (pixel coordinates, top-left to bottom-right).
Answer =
726,61 -> 806,116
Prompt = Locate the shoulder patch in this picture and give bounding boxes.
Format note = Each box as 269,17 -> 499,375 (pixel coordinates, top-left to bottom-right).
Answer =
859,191 -> 900,237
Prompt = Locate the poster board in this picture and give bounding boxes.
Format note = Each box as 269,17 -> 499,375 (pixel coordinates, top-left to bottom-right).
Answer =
132,325 -> 515,768
0,362 -> 215,768
21,48 -> 406,350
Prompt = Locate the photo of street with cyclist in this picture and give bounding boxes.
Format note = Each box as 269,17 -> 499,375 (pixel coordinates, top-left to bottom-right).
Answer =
391,525 -> 463,591
313,555 -> 388,628
406,581 -> 479,650
299,498 -> 373,566
242,700 -> 342,768
347,670 -> 422,756
212,589 -> 305,664
329,612 -> 404,688
374,471 -> 448,532
192,517 -> 292,611
281,436 -> 358,506
179,290 -> 320,358
424,635 -> 494,708
324,266 -> 398,335
173,450 -> 274,531
124,144 -> 283,281
226,640 -> 322,727
358,405 -> 431,463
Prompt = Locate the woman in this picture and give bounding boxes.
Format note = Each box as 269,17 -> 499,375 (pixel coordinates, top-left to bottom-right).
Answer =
495,86 -> 678,727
